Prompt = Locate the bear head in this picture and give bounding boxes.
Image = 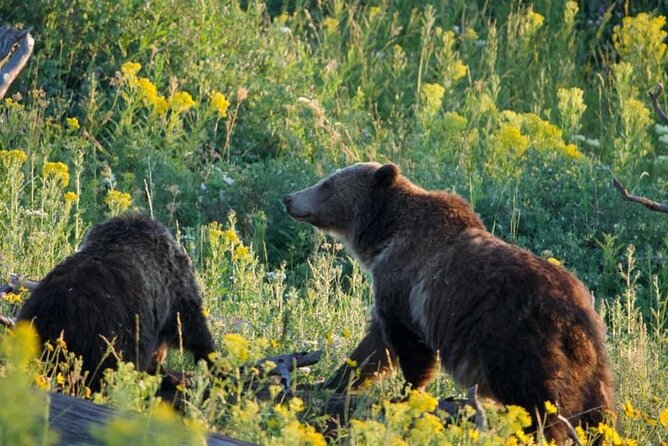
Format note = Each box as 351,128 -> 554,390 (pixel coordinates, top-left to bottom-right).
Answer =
283,162 -> 400,238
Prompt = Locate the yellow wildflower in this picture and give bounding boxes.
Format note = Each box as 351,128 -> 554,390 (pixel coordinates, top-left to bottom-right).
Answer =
407,390 -> 438,413
515,429 -> 532,444
64,191 -> 78,203
493,124 -> 530,156
223,228 -> 239,245
223,333 -> 251,362
0,149 -> 28,166
547,257 -> 562,266
564,1 -> 579,28
43,161 -> 70,187
451,61 -> 468,82
526,10 -> 545,34
289,397 -> 304,413
557,87 -> 586,117
153,95 -> 169,115
622,400 -> 637,418
44,342 -> 54,352
563,144 -> 584,160
444,112 -> 468,133
207,222 -> 225,245
170,91 -> 196,113
232,245 -> 250,262
613,13 -> 667,62
342,328 -> 351,339
211,91 -> 230,118
56,337 -> 67,350
506,405 -> 533,430
33,373 -> 48,389
345,358 -> 358,368
575,425 -> 588,445
84,387 -> 92,398
66,117 -> 80,130
4,97 -> 23,109
409,413 -> 443,444
56,373 -> 65,385
545,400 -> 558,414
121,61 -> 142,78
421,82 -> 445,116
104,189 -> 132,212
368,6 -> 382,21
659,407 -> 668,426
136,77 -> 158,100
322,17 -> 339,34
280,420 -> 326,446
4,292 -> 24,304
597,422 -> 622,445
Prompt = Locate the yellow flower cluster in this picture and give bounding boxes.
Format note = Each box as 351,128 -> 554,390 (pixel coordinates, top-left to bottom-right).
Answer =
66,117 -> 80,130
169,91 -> 196,114
493,124 -> 530,156
557,87 -> 586,133
43,161 -> 70,187
564,1 -> 579,28
443,111 -> 468,133
0,149 -> 28,167
495,111 -> 585,160
104,189 -> 132,212
121,61 -> 142,78
211,91 -> 230,118
525,10 -> 545,34
3,292 -> 24,304
421,82 -> 445,116
121,62 -> 170,115
232,245 -> 251,262
223,333 -> 251,363
322,17 -> 339,34
64,191 -> 78,203
613,13 -> 667,62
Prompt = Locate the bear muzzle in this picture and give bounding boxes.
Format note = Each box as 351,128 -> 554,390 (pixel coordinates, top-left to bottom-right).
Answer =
282,194 -> 312,221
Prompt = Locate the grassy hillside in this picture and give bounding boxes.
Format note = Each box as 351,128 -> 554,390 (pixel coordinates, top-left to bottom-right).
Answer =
1,0 -> 668,444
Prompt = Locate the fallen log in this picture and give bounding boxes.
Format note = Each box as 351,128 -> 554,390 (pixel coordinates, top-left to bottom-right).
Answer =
48,391 -> 253,446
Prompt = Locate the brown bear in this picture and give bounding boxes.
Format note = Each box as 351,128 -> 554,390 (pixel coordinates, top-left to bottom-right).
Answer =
17,213 -> 216,390
283,162 -> 614,442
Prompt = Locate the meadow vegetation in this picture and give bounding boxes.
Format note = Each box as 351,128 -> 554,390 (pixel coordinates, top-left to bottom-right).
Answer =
1,0 -> 668,444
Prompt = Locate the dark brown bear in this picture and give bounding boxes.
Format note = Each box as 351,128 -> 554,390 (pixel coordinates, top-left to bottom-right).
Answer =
284,162 -> 614,442
18,213 -> 216,390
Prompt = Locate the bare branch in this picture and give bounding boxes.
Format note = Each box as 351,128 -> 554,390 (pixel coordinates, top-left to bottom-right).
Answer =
649,83 -> 668,126
0,25 -> 34,99
612,178 -> 668,213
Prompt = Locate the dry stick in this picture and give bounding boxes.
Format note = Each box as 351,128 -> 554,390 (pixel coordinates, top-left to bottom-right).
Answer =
612,178 -> 668,213
0,26 -> 34,99
649,83 -> 668,126
610,83 -> 668,214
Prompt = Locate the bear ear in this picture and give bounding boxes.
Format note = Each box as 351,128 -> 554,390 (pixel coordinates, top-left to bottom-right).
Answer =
374,163 -> 400,187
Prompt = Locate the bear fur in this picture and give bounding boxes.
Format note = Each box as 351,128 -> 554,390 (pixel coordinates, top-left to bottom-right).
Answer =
17,213 -> 216,389
284,162 -> 615,442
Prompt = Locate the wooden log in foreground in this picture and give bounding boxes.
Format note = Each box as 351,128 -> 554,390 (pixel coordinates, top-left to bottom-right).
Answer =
49,392 -> 253,446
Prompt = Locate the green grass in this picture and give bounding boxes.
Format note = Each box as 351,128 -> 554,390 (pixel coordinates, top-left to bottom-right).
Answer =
1,0 -> 668,444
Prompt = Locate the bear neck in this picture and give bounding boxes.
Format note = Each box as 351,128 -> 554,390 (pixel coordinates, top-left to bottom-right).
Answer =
351,181 -> 485,269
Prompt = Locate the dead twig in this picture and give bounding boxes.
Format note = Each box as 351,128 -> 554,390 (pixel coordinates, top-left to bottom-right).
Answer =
649,83 -> 668,126
612,178 -> 668,214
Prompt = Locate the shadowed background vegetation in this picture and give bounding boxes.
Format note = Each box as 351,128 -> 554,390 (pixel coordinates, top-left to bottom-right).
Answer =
1,0 -> 668,444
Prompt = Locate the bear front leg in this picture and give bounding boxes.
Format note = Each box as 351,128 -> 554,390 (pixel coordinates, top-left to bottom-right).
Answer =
381,317 -> 438,393
169,304 -> 216,367
325,317 -> 398,392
